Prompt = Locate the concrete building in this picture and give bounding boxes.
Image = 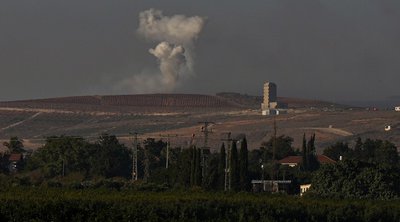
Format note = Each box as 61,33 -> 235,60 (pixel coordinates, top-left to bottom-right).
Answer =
261,82 -> 277,111
262,81 -> 286,115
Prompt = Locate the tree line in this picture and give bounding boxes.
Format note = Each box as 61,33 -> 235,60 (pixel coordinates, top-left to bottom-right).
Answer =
1,133 -> 399,199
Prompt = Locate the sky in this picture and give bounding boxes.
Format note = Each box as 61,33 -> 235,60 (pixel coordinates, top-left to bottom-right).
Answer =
0,0 -> 399,103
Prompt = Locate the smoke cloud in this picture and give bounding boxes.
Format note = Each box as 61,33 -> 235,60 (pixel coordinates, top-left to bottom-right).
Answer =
119,9 -> 205,93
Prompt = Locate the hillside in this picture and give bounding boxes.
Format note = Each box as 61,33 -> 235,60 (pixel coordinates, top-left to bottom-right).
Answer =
216,92 -> 350,109
0,93 -> 396,152
0,94 -> 243,114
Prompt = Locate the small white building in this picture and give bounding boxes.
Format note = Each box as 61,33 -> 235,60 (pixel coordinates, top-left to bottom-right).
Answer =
395,106 -> 400,112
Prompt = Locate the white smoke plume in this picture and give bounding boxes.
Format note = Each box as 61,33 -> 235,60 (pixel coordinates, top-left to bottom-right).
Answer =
118,9 -> 205,93
138,8 -> 205,45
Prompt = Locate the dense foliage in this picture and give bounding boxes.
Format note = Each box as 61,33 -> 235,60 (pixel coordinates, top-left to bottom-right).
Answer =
301,134 -> 319,171
26,134 -> 131,178
0,188 -> 399,222
2,136 -> 24,154
323,138 -> 399,165
311,159 -> 400,200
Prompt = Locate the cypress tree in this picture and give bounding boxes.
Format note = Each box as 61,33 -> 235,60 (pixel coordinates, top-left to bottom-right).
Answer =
353,137 -> 363,159
301,133 -> 308,171
230,141 -> 239,191
219,143 -> 226,190
307,134 -> 319,171
239,137 -> 249,191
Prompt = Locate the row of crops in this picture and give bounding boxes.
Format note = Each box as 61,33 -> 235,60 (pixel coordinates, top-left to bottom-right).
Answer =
0,94 -> 238,108
0,188 -> 399,221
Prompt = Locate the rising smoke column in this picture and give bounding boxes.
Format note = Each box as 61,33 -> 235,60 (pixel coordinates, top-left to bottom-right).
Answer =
120,9 -> 205,93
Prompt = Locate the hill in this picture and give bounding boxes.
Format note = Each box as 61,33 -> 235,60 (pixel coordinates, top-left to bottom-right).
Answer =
0,94 -> 243,113
216,92 -> 350,109
0,93 -> 396,152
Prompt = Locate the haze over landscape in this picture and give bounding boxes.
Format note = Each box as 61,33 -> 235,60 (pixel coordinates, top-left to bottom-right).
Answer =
1,2 -> 400,220
0,1 -> 400,106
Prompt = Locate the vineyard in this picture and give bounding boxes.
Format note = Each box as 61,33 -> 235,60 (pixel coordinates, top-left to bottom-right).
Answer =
0,188 -> 399,221
0,93 -> 351,115
0,94 -> 243,113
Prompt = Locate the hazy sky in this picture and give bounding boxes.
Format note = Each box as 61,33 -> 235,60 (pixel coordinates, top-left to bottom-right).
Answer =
0,0 -> 399,102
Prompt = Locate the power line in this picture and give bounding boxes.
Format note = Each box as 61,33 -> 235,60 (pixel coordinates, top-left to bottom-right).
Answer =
198,121 -> 214,179
159,134 -> 179,169
221,132 -> 232,191
129,132 -> 141,181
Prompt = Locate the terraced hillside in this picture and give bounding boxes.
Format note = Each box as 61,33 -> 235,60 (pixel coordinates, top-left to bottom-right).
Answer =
0,94 -> 243,114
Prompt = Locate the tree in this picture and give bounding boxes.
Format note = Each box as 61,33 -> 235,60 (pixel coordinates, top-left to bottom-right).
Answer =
27,136 -> 90,178
301,133 -> 307,169
3,136 -> 24,154
139,138 -> 167,182
190,146 -> 196,186
307,134 -> 319,171
350,138 -> 399,165
261,135 -> 295,161
194,147 -> 202,186
375,140 -> 399,166
203,153 -> 220,190
239,137 -> 249,191
301,134 -> 319,171
311,159 -> 400,199
218,143 -> 226,190
89,134 -> 131,178
323,142 -> 351,161
353,137 -> 363,159
174,147 -> 192,187
363,138 -> 379,162
230,141 -> 239,191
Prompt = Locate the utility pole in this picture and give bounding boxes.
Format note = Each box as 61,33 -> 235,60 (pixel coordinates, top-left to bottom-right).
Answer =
159,134 -> 178,169
144,141 -> 150,182
199,121 -> 214,179
221,132 -> 232,191
130,132 -> 140,181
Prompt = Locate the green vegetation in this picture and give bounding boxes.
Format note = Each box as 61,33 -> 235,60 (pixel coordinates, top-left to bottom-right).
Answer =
0,187 -> 399,222
26,134 -> 130,179
1,132 -> 400,221
314,138 -> 400,199
311,160 -> 400,200
2,136 -> 24,154
323,138 -> 399,165
301,133 -> 319,171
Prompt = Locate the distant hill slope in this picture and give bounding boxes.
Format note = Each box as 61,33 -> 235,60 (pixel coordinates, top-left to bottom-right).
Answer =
0,93 -> 349,113
0,94 -> 243,113
216,92 -> 349,109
